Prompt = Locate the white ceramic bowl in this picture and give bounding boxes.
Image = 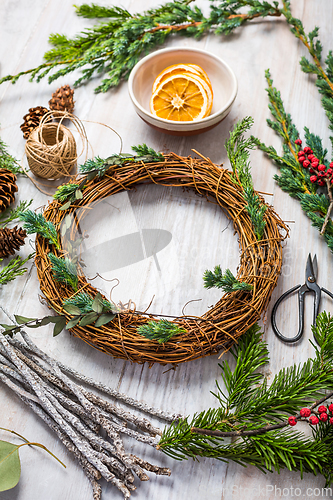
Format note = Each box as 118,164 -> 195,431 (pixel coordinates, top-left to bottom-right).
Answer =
128,47 -> 238,136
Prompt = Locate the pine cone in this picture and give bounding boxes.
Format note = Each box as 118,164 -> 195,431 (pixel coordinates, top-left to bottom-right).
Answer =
49,85 -> 75,116
0,226 -> 27,258
0,168 -> 18,212
20,106 -> 49,139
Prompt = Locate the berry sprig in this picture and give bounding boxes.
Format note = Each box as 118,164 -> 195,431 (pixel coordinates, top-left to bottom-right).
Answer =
288,403 -> 333,427
295,138 -> 333,235
295,139 -> 333,188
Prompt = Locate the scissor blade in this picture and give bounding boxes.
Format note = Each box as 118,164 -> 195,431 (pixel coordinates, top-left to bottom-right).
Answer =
312,254 -> 318,280
305,253 -> 315,281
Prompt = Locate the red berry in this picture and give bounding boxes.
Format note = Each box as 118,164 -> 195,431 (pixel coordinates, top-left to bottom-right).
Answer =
288,416 -> 297,426
318,172 -> 326,177
303,160 -> 310,168
310,175 -> 317,183
309,168 -> 314,174
295,139 -> 302,145
330,417 -> 333,425
320,413 -> 328,422
318,405 -> 328,414
318,180 -> 325,186
298,151 -> 305,157
304,147 -> 313,154
300,408 -> 311,418
309,415 -> 319,425
330,162 -> 333,169
308,154 -> 315,161
327,169 -> 333,175
312,159 -> 319,165
318,164 -> 326,172
329,404 -> 333,413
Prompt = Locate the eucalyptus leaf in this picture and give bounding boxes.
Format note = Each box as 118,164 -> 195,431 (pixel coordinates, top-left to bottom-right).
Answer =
64,214 -> 72,229
66,316 -> 80,329
95,313 -> 116,328
87,171 -> 97,181
25,322 -> 43,329
92,293 -> 103,314
0,324 -> 17,330
48,316 -> 65,324
60,224 -> 67,237
53,317 -> 67,336
39,316 -> 57,326
63,304 -> 82,315
0,440 -> 21,492
60,201 -> 71,211
79,312 -> 98,327
14,315 -> 35,325
75,189 -> 83,200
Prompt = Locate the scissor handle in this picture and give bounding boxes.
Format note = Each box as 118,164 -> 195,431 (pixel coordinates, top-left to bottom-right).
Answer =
271,284 -> 305,343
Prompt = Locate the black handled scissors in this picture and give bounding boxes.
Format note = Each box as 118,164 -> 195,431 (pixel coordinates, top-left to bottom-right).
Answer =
271,253 -> 333,343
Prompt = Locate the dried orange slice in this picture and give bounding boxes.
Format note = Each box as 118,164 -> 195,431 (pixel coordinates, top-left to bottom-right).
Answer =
150,72 -> 212,121
152,63 -> 206,93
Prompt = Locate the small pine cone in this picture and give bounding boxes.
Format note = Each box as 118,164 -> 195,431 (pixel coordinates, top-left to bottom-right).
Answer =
20,106 -> 49,139
0,168 -> 18,213
49,85 -> 75,116
0,226 -> 27,258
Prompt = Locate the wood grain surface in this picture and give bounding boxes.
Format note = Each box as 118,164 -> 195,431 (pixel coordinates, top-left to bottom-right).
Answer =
1,1 -> 333,499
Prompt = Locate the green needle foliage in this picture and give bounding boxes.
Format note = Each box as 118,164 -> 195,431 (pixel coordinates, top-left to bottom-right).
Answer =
63,291 -> 115,314
226,117 -> 267,239
254,71 -> 333,253
0,254 -> 34,286
137,319 -> 186,344
203,266 -> 253,293
159,315 -> 333,485
19,210 -> 59,249
54,183 -> 80,203
0,134 -> 25,175
48,253 -> 78,291
0,1 -> 284,92
0,200 -> 33,228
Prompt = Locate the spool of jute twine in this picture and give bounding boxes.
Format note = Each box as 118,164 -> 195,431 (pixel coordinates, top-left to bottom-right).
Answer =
25,111 -> 87,180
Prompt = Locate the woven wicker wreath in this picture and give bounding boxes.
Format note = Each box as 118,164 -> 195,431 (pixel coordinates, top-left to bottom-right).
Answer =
35,152 -> 287,365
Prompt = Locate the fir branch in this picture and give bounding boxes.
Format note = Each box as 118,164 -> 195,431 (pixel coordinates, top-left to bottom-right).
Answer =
225,117 -> 267,239
0,134 -> 25,175
203,266 -> 253,293
0,254 -> 34,286
137,319 -> 186,344
0,200 -> 33,228
19,210 -> 59,249
158,315 -> 333,484
48,253 -> 78,291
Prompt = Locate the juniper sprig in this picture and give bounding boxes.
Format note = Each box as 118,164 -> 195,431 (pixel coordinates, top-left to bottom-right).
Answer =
19,210 -> 59,249
0,254 -> 34,286
203,266 -> 253,293
48,253 -> 79,291
158,316 -> 333,485
225,116 -> 267,239
0,200 -> 33,228
0,134 -> 25,175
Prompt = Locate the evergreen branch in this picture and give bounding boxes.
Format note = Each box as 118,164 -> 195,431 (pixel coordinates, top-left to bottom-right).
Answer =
225,117 -> 267,239
0,200 -> 33,228
0,1 -> 283,92
203,266 -> 253,293
48,253 -> 78,291
137,319 -> 186,344
53,183 -> 80,202
0,134 -> 25,175
63,291 -> 116,314
19,210 -> 59,249
0,254 -> 34,286
158,315 -> 333,484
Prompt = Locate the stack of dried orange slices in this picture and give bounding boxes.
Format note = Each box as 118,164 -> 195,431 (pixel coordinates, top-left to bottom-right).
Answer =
149,63 -> 213,121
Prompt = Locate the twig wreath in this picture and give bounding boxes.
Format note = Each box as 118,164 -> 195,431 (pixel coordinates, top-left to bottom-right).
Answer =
22,118 -> 287,365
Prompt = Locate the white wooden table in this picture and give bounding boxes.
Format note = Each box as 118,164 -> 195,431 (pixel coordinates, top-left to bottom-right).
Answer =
1,1 -> 333,499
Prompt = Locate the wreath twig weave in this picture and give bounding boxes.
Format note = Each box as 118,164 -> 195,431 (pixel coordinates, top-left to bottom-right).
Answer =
35,153 -> 287,365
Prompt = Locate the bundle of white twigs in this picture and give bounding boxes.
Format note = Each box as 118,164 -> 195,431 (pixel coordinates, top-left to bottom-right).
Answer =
0,309 -> 181,500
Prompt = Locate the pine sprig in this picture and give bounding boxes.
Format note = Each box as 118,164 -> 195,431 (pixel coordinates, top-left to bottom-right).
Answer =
48,253 -> 78,291
225,117 -> 267,239
137,319 -> 186,344
0,200 -> 33,228
158,315 -> 333,485
0,254 -> 34,286
63,291 -> 115,314
19,210 -> 59,249
0,134 -> 25,175
203,266 -> 253,293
